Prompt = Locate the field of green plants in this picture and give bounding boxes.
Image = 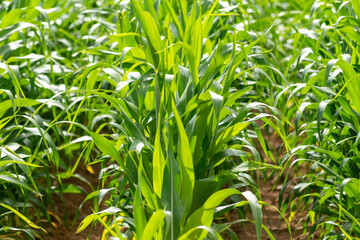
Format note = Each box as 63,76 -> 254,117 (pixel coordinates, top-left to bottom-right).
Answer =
1,0 -> 360,239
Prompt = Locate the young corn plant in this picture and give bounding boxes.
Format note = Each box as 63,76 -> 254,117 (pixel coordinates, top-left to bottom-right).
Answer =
8,0 -> 360,239
72,1 -> 289,239
0,0 -> 99,238
279,0 -> 360,238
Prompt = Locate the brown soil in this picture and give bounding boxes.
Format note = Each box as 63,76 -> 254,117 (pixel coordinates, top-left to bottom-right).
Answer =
229,176 -> 307,240
228,124 -> 316,240
40,163 -> 104,240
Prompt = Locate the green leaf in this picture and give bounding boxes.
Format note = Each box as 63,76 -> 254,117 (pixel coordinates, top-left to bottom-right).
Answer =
0,160 -> 40,169
141,210 -> 166,240
181,188 -> 240,239
351,0 -> 360,20
242,191 -> 262,240
191,18 -> 202,86
162,0 -> 184,39
0,175 -> 37,193
0,98 -> 40,119
0,203 -> 46,232
130,0 -> 163,67
172,99 -> 195,213
76,207 -> 121,233
0,9 -> 23,29
209,91 -> 223,120
337,59 -> 360,113
134,183 -> 147,239
178,226 -> 224,240
88,132 -> 124,169
317,100 -> 330,142
0,22 -> 35,42
153,125 -> 166,198
344,178 -> 360,201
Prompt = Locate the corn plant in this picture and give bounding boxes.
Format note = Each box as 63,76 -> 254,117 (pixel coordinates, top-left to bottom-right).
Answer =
278,0 -> 360,239
2,0 -> 360,239
71,1 -> 290,239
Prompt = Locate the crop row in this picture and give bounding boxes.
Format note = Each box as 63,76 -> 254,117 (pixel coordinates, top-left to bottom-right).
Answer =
0,0 -> 359,239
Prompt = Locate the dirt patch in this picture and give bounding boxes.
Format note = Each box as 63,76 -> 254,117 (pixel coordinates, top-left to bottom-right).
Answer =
229,123 -> 315,239
39,163 -> 104,240
230,176 -> 307,240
